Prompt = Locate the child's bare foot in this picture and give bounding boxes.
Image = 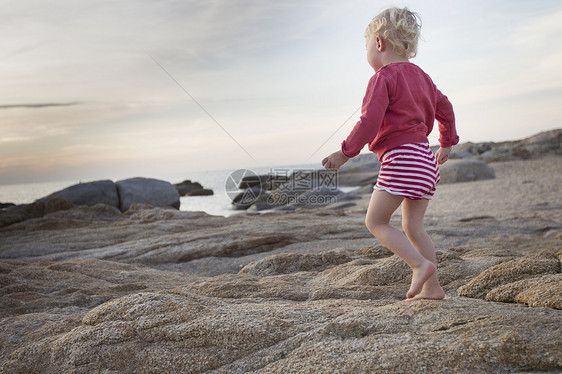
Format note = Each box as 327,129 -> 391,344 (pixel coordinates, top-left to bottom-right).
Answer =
406,261 -> 436,299
406,286 -> 445,302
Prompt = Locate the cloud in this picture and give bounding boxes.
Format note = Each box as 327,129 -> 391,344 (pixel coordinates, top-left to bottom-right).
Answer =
0,102 -> 81,109
0,0 -> 561,184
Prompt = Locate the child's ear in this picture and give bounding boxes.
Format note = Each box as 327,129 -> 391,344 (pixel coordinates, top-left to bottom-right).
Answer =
376,36 -> 384,51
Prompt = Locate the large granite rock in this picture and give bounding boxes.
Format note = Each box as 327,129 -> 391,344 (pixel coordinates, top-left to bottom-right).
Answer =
0,139 -> 560,373
450,129 -> 561,162
0,178 -> 182,228
439,159 -> 495,184
338,153 -> 381,186
0,198 -> 75,228
116,177 -> 180,212
37,180 -> 119,208
0,248 -> 560,373
457,250 -> 561,308
0,203 -> 15,210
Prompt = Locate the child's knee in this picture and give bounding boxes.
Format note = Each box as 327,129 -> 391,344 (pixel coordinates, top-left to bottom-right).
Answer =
365,216 -> 385,235
402,221 -> 424,238
365,216 -> 376,234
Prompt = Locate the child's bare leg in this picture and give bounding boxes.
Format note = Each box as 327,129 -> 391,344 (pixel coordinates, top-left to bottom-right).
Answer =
402,198 -> 445,301
365,190 -> 436,299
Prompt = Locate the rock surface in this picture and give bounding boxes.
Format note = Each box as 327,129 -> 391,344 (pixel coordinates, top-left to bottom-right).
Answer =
337,153 -> 381,186
173,180 -> 214,196
116,177 -> 180,212
0,146 -> 561,372
0,198 -> 76,229
450,128 -> 561,161
439,159 -> 496,184
36,180 -> 119,208
0,178 -> 182,228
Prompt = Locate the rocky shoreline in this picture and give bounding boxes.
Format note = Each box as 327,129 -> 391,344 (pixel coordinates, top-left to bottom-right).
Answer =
0,130 -> 560,373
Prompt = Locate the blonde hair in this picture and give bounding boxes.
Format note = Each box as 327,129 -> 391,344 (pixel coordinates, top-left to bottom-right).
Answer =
365,7 -> 421,59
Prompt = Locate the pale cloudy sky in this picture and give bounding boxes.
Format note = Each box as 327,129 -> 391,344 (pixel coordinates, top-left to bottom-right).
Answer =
1,0 -> 561,184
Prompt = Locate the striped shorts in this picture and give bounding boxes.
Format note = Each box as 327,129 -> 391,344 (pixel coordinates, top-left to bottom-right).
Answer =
374,142 -> 440,200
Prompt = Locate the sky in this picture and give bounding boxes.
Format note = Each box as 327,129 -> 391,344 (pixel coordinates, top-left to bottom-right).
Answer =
1,0 -> 561,184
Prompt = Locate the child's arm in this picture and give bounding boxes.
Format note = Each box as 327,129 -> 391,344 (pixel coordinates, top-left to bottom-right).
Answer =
433,89 -> 458,165
322,74 -> 388,171
435,146 -> 452,164
341,74 -> 389,158
435,89 -> 459,149
322,150 -> 349,170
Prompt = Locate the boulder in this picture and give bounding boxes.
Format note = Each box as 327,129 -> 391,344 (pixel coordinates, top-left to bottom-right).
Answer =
36,180 -> 119,208
439,159 -> 495,184
238,174 -> 270,189
116,178 -> 180,212
188,188 -> 213,196
338,153 -> 381,186
287,186 -> 361,209
0,198 -> 75,228
450,129 -> 561,162
173,180 -> 214,196
231,187 -> 268,210
239,172 -> 312,191
457,251 -> 560,300
266,179 -> 361,209
0,202 -> 15,210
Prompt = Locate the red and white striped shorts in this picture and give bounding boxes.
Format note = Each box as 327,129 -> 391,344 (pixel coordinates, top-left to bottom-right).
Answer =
374,142 -> 440,200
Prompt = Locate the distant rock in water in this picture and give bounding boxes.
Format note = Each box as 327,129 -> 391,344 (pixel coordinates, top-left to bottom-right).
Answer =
0,178 -> 181,228
116,178 -> 180,212
173,180 -> 213,196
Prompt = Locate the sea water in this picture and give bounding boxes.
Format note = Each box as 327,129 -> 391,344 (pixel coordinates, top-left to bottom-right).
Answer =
0,163 -> 356,217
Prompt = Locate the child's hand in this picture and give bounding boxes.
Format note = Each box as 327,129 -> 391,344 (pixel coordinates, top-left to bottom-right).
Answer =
435,146 -> 452,164
322,150 -> 349,170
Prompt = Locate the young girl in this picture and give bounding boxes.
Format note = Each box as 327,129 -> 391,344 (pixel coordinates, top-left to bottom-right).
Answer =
322,7 -> 459,301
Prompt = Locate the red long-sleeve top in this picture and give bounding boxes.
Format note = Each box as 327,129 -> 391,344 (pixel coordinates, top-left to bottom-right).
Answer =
341,62 -> 459,160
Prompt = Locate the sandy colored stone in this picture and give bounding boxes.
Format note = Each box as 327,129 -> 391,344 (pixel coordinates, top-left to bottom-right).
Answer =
3,286 -> 560,373
360,244 -> 394,258
239,248 -> 353,276
0,153 -> 561,373
485,273 -> 562,309
457,251 -> 560,300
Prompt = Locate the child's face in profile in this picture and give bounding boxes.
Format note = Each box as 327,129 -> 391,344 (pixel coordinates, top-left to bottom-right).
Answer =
365,34 -> 383,71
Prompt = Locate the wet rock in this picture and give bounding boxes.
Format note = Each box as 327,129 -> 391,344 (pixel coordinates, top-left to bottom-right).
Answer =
231,187 -> 269,210
268,186 -> 359,209
188,188 -> 213,196
173,180 -> 213,196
